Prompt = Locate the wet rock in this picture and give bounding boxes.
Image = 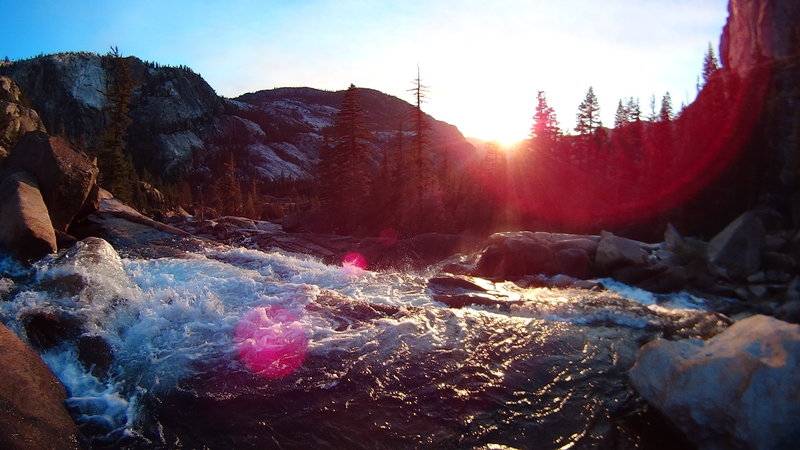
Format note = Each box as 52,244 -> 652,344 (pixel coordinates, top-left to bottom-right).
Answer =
595,232 -> 650,273
707,211 -> 765,278
554,247 -> 590,279
6,131 -> 98,231
473,236 -> 551,279
637,266 -> 688,294
0,170 -> 57,261
434,293 -> 517,310
78,334 -> 114,379
428,275 -> 490,294
22,310 -> 84,350
0,323 -> 80,449
775,300 -> 800,324
630,315 -> 800,450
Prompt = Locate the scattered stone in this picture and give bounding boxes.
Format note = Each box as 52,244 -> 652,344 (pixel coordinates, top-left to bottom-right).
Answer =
629,315 -> 800,450
663,223 -> 683,251
707,211 -> 765,278
748,284 -> 768,298
0,323 -> 80,449
0,170 -> 57,261
776,300 -> 800,324
637,265 -> 688,294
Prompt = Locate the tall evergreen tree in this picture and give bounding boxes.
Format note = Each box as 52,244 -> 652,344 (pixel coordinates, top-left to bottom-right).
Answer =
575,87 -> 602,136
530,90 -> 560,149
700,43 -> 720,89
659,92 -> 673,122
98,46 -> 137,203
626,97 -> 641,122
317,84 -> 370,232
614,99 -> 629,129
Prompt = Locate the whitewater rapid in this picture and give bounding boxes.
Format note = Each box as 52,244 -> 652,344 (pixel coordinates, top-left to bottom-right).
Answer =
0,242 -> 723,448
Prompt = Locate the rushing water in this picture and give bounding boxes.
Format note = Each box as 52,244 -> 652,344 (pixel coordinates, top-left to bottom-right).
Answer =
0,240 -> 722,449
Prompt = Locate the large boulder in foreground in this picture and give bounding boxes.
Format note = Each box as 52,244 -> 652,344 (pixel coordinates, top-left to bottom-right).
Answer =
629,315 -> 800,450
7,131 -> 98,231
0,323 -> 80,449
0,170 -> 57,260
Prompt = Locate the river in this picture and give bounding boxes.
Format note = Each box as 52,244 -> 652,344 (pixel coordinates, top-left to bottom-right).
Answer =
0,239 -> 726,449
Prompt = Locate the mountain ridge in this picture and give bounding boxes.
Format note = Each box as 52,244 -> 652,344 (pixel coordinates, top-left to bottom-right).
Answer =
0,52 -> 476,183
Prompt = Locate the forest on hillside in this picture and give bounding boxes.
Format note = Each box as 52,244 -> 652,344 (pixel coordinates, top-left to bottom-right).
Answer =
95,45 -> 771,241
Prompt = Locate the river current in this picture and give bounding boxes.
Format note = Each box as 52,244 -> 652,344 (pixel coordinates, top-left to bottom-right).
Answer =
0,240 -> 721,449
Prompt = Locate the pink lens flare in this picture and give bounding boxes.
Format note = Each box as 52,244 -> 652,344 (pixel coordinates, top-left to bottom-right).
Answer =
379,228 -> 399,246
341,252 -> 367,276
235,306 -> 308,378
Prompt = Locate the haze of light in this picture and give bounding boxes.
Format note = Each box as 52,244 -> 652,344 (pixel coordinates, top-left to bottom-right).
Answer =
5,0 -> 728,144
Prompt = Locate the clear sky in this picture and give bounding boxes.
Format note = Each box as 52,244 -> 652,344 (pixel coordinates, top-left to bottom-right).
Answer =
5,0 -> 729,144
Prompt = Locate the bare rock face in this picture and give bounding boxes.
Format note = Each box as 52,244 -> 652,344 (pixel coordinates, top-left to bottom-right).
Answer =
7,131 -> 99,231
0,76 -> 46,154
0,323 -> 80,449
720,0 -> 800,75
0,170 -> 57,261
630,315 -> 800,450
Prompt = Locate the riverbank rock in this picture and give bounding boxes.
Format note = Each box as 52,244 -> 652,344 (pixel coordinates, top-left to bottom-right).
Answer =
707,211 -> 765,279
0,170 -> 57,260
0,323 -> 80,449
6,131 -> 99,231
629,315 -> 800,450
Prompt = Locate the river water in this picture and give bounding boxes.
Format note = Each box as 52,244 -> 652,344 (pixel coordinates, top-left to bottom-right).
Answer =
0,240 -> 725,449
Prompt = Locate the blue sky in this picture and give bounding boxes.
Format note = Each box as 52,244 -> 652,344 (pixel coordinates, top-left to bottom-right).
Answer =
5,0 -> 729,142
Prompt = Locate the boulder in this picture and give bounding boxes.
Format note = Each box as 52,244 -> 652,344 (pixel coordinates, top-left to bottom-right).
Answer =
595,232 -> 650,273
0,170 -> 57,261
0,323 -> 80,449
554,247 -> 590,279
707,211 -> 765,278
473,237 -> 551,279
7,131 -> 99,231
629,315 -> 800,450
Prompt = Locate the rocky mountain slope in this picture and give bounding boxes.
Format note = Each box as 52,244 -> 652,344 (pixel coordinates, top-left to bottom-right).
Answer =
0,53 -> 475,182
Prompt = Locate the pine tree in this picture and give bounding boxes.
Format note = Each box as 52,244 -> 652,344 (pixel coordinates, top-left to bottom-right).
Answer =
408,66 -> 432,201
530,90 -> 560,148
659,92 -> 673,122
614,99 -> 629,129
98,46 -> 137,203
575,87 -> 602,136
317,84 -> 370,232
626,97 -> 641,122
700,43 -> 720,89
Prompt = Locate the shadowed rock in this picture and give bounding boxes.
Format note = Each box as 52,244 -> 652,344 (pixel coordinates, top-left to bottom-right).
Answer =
0,323 -> 80,449
0,170 -> 57,260
7,131 -> 98,231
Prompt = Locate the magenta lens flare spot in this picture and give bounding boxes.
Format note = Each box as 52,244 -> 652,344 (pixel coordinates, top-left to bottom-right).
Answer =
235,306 -> 308,378
341,252 -> 367,276
379,228 -> 399,246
